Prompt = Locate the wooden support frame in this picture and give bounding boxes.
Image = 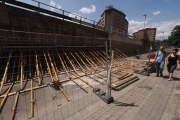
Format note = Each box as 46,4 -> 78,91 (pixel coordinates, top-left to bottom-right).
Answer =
51,51 -> 58,72
57,51 -> 88,93
0,51 -> 12,95
10,92 -> 19,120
35,50 -> 41,85
70,51 -> 104,85
30,79 -> 34,118
64,51 -> 95,88
47,50 -> 59,81
48,84 -> 60,106
77,51 -> 107,81
0,73 -> 90,98
20,50 -> 24,90
17,54 -> 21,81
43,50 -> 70,101
0,83 -> 13,110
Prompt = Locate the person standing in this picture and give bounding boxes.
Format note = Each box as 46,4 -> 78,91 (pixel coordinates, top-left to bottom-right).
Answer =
154,46 -> 167,77
166,49 -> 180,80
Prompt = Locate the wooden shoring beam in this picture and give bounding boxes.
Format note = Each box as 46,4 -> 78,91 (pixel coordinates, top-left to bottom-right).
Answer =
101,50 -> 116,63
79,51 -> 96,69
81,51 -> 118,78
87,51 -> 101,66
115,48 -> 128,58
89,50 -> 105,66
64,51 -> 95,88
0,83 -> 13,110
43,50 -> 70,101
93,50 -> 106,64
30,79 -> 35,118
38,53 -> 43,76
96,50 -> 107,61
48,84 -> 60,106
51,51 -> 58,72
57,51 -> 70,77
10,91 -> 19,120
0,51 -> 12,95
11,56 -> 17,82
83,51 -> 98,67
47,50 -> 59,81
43,50 -> 54,82
35,50 -> 41,85
86,51 -> 120,78
78,51 -> 107,81
17,54 -> 21,81
0,73 -> 90,98
29,53 -> 31,78
114,48 -> 146,64
57,51 -> 88,93
70,51 -> 104,85
20,50 -> 24,90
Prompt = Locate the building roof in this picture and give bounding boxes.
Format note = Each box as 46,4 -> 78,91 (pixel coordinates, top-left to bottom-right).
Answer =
138,28 -> 156,31
100,8 -> 128,24
101,8 -> 126,17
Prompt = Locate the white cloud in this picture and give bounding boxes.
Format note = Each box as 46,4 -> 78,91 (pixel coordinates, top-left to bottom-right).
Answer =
128,20 -> 146,34
165,0 -> 169,2
125,17 -> 128,20
69,13 -> 84,21
50,1 -> 56,11
153,11 -> 161,15
56,4 -> 61,9
128,19 -> 180,39
79,5 -> 96,14
148,19 -> 180,39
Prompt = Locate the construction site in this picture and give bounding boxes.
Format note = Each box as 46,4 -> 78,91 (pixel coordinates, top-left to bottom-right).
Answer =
0,0 -> 156,120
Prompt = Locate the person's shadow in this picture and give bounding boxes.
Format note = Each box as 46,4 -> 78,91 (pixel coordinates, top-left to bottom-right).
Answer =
163,75 -> 180,81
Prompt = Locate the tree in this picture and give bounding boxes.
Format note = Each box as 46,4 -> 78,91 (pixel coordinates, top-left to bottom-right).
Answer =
167,25 -> 180,46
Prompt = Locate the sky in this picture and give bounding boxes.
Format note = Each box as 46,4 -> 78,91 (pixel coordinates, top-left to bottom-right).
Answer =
18,0 -> 180,40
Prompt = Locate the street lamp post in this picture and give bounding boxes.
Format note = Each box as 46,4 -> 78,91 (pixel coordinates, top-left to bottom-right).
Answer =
162,32 -> 164,40
142,14 -> 151,76
143,14 -> 146,29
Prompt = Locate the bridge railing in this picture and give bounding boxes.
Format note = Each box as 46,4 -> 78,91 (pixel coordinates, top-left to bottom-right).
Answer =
0,0 -> 105,31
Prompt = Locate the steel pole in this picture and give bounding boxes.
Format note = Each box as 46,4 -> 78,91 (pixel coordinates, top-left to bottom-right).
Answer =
109,40 -> 111,98
106,41 -> 109,97
147,42 -> 152,76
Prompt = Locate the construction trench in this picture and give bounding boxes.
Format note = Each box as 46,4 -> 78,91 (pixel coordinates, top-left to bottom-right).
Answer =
0,47 -> 150,119
0,1 -> 152,120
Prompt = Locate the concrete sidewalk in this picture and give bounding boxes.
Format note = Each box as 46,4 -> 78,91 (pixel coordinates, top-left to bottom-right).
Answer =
60,63 -> 180,120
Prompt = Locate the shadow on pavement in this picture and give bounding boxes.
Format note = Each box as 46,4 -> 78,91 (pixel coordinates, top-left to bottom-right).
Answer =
113,101 -> 139,107
163,75 -> 180,81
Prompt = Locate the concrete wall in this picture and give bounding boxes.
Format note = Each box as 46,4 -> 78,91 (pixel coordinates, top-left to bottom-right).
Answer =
0,3 -> 149,54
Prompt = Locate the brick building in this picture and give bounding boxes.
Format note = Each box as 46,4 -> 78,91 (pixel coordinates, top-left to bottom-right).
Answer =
97,6 -> 128,35
133,28 -> 156,42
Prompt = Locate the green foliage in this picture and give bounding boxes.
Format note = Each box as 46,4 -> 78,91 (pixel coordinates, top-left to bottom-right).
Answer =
167,25 -> 180,46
